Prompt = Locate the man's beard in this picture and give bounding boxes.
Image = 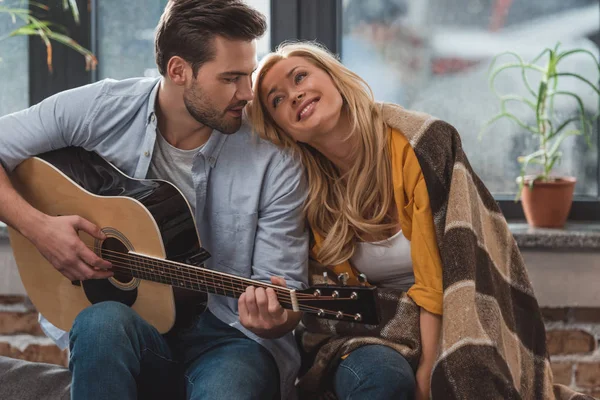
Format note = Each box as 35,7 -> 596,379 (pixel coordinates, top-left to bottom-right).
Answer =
183,84 -> 245,134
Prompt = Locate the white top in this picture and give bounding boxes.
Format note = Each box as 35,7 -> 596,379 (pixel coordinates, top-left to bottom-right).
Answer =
350,229 -> 415,290
147,130 -> 205,213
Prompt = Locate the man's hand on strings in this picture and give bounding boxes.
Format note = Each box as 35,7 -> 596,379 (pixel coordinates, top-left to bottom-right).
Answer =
238,276 -> 302,339
30,215 -> 113,281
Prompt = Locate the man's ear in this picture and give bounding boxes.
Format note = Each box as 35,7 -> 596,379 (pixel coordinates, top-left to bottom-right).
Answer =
166,56 -> 191,86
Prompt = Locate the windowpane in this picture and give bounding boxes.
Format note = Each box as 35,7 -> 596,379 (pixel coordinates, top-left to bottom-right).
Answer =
0,15 -> 29,116
97,0 -> 271,80
342,0 -> 599,196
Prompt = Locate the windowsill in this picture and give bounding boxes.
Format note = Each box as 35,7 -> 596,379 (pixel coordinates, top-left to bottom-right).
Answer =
1,221 -> 598,306
508,221 -> 600,250
2,221 -> 600,249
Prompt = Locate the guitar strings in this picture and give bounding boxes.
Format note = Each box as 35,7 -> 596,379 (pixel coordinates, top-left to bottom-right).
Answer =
88,246 -> 313,299
81,245 -> 362,319
86,259 -> 357,318
85,245 -> 338,299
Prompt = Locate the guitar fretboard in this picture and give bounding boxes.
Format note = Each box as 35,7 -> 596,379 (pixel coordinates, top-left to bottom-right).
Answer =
102,250 -> 296,307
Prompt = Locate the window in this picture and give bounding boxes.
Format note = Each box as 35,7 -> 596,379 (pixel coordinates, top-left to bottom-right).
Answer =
341,0 -> 599,201
95,0 -> 271,80
0,15 -> 29,117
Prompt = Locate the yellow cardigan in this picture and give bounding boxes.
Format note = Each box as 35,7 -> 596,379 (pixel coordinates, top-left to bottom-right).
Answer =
310,127 -> 444,315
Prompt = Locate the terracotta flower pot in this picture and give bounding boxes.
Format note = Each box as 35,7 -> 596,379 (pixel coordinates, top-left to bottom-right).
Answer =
519,176 -> 576,228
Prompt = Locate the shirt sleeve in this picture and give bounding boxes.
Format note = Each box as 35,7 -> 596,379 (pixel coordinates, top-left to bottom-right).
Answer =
0,80 -> 105,172
404,153 -> 444,316
250,152 -> 309,290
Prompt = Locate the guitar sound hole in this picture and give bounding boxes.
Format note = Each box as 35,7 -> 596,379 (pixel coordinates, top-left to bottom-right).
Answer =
82,235 -> 138,307
101,237 -> 133,284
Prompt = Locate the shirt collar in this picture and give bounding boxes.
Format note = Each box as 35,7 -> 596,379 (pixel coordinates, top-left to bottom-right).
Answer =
200,130 -> 229,168
146,77 -> 162,125
146,77 -> 230,168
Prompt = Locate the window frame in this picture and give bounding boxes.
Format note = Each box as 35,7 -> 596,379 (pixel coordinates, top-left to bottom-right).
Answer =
26,0 -> 600,221
271,0 -> 600,222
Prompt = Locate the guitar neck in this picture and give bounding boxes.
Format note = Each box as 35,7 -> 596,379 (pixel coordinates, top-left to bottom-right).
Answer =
108,251 -> 299,311
101,249 -> 378,323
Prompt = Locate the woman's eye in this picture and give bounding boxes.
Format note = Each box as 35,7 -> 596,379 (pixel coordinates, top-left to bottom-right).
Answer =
272,96 -> 282,108
294,72 -> 306,84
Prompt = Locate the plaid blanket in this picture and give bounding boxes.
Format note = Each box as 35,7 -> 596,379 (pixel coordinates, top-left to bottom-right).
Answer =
296,104 -> 593,400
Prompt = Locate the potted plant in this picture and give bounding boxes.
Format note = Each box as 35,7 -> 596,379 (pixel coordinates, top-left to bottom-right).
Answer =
481,43 -> 599,228
1,1 -> 96,71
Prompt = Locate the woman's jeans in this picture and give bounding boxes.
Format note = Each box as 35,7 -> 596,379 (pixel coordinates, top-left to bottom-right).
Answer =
333,345 -> 416,400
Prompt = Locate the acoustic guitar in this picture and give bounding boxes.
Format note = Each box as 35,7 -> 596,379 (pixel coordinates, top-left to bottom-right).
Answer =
7,147 -> 379,333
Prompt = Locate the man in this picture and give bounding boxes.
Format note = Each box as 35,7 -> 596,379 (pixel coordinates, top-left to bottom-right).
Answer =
0,1 -> 308,399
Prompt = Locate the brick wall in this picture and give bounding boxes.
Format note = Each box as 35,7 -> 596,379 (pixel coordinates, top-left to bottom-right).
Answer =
1,296 -> 598,398
543,307 -> 600,399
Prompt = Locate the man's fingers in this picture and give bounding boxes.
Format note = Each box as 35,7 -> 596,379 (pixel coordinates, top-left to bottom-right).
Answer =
72,216 -> 106,240
72,261 -> 96,280
266,288 -> 283,315
244,286 -> 259,317
79,245 -> 112,270
270,276 -> 287,287
61,269 -> 77,282
91,269 -> 114,280
238,293 -> 249,319
255,288 -> 269,314
73,259 -> 112,280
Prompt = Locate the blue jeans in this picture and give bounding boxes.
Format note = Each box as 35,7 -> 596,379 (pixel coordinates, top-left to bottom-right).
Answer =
334,345 -> 415,400
69,301 -> 279,400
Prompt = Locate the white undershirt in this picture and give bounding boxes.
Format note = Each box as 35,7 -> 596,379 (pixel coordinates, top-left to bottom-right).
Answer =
350,229 -> 415,290
147,130 -> 204,214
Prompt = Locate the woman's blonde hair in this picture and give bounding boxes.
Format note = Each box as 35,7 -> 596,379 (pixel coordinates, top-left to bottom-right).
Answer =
247,42 -> 394,266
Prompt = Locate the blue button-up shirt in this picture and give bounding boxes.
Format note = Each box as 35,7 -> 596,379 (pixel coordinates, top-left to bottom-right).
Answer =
0,77 -> 309,399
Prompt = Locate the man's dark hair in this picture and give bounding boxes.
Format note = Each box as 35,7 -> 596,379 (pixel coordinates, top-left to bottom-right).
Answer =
155,0 -> 267,77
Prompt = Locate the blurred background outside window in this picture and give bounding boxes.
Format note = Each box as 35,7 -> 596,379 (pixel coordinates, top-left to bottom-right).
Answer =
96,0 -> 270,80
0,0 -> 597,204
0,15 -> 28,116
342,0 -> 599,196
0,0 -> 270,115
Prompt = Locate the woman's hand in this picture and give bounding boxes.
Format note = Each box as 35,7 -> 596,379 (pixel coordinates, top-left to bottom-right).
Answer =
416,307 -> 442,400
415,364 -> 433,400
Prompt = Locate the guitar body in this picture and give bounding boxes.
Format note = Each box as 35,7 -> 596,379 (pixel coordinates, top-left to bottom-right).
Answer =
8,147 -> 205,334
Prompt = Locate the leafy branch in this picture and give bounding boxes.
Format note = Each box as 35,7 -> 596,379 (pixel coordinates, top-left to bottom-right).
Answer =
0,0 -> 97,72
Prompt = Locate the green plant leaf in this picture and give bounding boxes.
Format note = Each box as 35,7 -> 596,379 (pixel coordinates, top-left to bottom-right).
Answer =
517,149 -> 545,164
553,90 -> 592,139
550,73 -> 600,96
65,0 -> 80,24
28,2 -> 50,11
489,63 -> 544,100
514,173 -> 546,201
548,129 -> 581,160
8,18 -> 96,71
547,117 -> 580,141
547,152 -> 562,175
535,80 -> 548,135
488,51 -> 544,97
43,30 -> 97,70
480,112 -> 538,139
557,49 -> 600,73
499,94 -> 537,111
530,47 -> 553,65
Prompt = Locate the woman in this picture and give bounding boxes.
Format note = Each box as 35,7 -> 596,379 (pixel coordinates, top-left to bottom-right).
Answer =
248,42 -> 572,400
